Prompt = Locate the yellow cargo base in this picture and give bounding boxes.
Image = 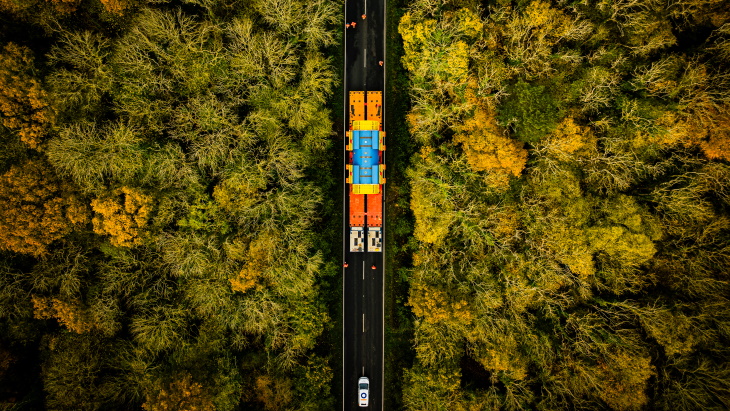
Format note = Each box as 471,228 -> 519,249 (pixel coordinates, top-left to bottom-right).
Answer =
349,91 -> 365,128
352,184 -> 380,195
353,120 -> 380,131
367,91 -> 383,124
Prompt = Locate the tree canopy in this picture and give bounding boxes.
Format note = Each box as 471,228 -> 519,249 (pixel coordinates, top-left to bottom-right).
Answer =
0,0 -> 340,409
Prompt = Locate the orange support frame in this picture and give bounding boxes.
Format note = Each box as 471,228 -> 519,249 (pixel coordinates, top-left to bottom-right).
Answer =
349,91 -> 365,129
367,91 -> 382,124
349,187 -> 366,227
367,193 -> 383,227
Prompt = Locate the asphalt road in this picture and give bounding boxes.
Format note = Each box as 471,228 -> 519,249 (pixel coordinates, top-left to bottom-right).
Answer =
342,0 -> 386,408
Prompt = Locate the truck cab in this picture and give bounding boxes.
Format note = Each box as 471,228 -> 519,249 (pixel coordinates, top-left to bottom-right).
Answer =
350,227 -> 364,252
368,227 -> 382,252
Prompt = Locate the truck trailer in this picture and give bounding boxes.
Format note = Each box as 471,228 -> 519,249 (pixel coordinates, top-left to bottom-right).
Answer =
347,91 -> 385,252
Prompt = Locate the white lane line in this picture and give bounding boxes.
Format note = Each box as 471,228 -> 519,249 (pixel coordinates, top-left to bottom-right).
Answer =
364,49 -> 367,67
362,313 -> 365,333
365,0 -> 367,15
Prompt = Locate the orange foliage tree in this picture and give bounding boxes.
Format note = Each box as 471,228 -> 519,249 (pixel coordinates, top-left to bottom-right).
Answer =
228,232 -> 275,293
689,103 -> 730,161
99,0 -> 127,14
32,296 -> 96,334
0,160 -> 88,256
142,373 -> 215,411
254,374 -> 293,410
0,43 -> 54,149
91,187 -> 152,247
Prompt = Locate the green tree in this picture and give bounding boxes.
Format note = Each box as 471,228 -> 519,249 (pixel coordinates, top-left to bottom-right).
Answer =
498,80 -> 564,144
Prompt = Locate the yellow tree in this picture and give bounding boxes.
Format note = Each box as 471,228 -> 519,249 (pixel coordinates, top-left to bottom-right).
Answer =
541,117 -> 597,159
91,187 -> 152,247
408,147 -> 456,244
143,373 -> 215,411
408,281 -> 473,328
454,105 -> 528,178
0,43 -> 54,149
0,160 -> 88,256
490,0 -> 590,78
228,231 -> 276,293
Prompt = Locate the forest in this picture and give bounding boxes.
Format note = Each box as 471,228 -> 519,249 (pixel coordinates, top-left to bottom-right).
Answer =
0,0 -> 341,409
396,0 -> 730,409
2,0 -> 730,408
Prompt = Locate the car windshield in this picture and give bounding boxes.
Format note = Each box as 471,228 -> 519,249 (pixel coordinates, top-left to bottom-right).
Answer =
359,383 -> 368,389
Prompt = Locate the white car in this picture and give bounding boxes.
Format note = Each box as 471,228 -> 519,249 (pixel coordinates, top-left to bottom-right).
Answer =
358,376 -> 369,407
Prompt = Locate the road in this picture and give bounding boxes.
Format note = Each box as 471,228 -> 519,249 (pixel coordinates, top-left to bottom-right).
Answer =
342,0 -> 386,408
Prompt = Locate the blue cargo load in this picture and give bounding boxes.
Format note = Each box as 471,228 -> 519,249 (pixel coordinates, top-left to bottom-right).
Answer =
353,130 -> 380,185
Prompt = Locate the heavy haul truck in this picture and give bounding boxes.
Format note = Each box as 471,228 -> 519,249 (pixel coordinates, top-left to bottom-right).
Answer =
347,91 -> 385,252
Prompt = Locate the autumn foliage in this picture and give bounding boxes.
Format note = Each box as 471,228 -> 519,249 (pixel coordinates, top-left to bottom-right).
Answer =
91,187 -> 152,247
32,296 -> 96,334
0,160 -> 87,256
454,105 -> 527,177
399,0 -> 730,409
0,2 -> 338,409
142,373 -> 215,411
0,43 -> 54,149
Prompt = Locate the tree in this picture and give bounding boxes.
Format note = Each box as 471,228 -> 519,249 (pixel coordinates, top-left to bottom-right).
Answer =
488,0 -> 592,79
47,122 -> 147,192
454,105 -> 527,177
41,333 -> 115,410
498,80 -> 564,144
408,148 -> 457,244
91,187 -> 153,247
0,160 -> 88,256
32,296 -> 95,334
0,43 -> 54,149
130,306 -> 187,353
255,373 -> 293,410
540,117 -> 597,159
47,31 -> 114,118
142,373 -> 215,411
